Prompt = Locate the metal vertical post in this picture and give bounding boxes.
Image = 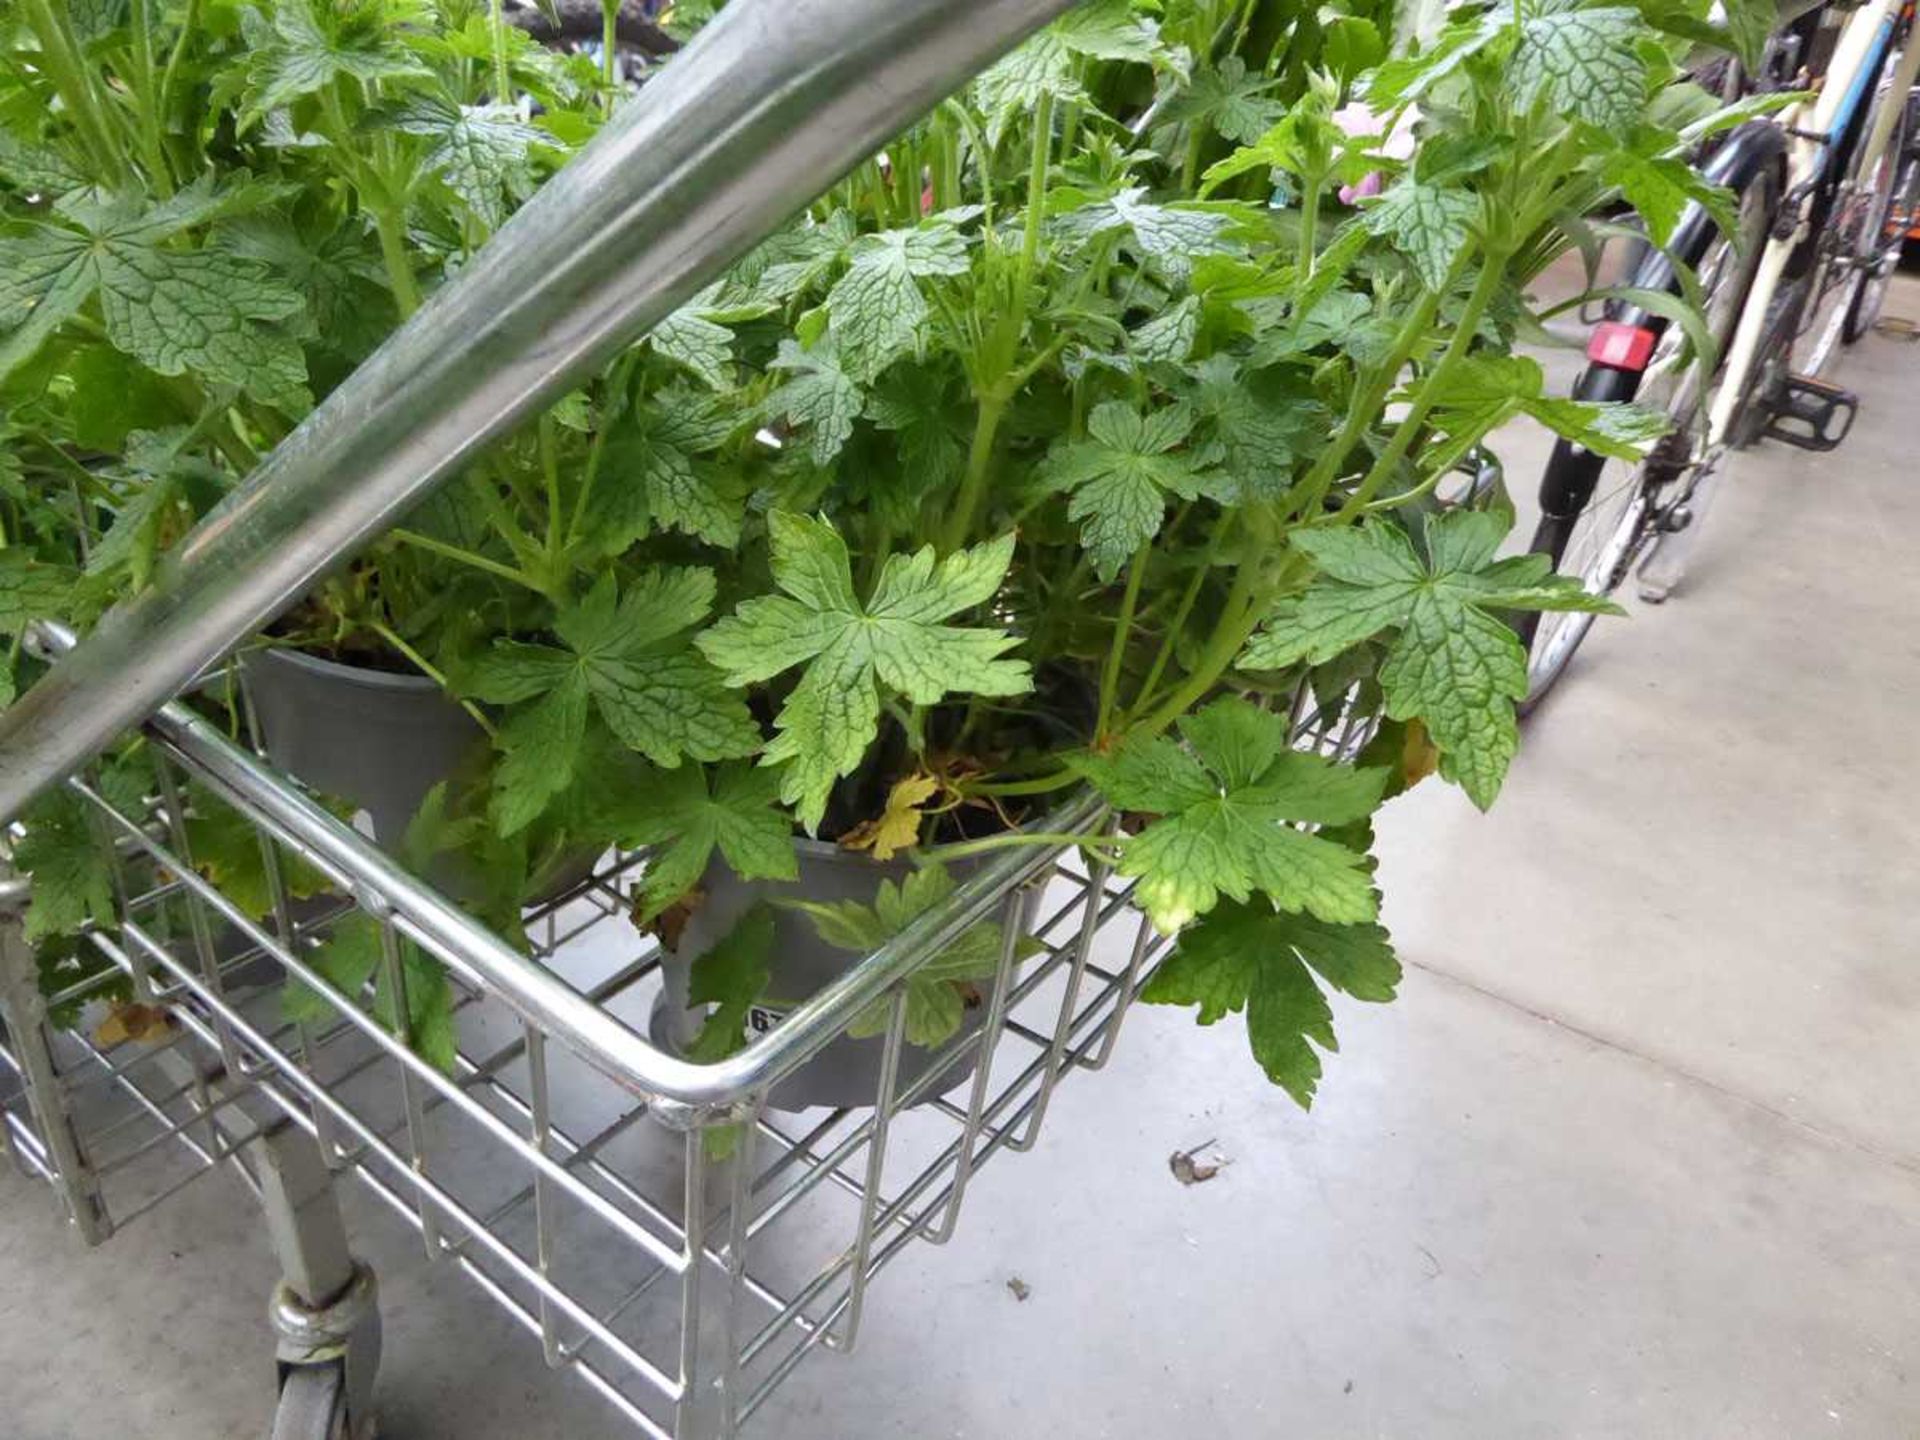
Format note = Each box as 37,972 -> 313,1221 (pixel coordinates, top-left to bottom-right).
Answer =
0,882 -> 110,1243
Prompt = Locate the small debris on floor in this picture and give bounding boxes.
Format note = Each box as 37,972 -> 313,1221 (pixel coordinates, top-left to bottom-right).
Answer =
1874,315 -> 1920,341
1169,1137 -> 1229,1185
1006,1276 -> 1031,1303
1344,1380 -> 1354,1395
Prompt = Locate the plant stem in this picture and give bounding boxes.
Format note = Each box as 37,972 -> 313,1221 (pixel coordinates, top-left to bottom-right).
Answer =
468,471 -> 546,575
158,0 -> 199,132
939,387 -> 1006,553
19,0 -> 128,186
1097,541 -> 1150,740
1291,245 -> 1472,517
1014,87 -> 1055,316
127,0 -> 172,188
1131,515 -> 1230,716
367,620 -> 499,740
373,205 -> 421,317
1138,558 -> 1267,736
1180,122 -> 1206,194
969,768 -> 1083,797
918,829 -> 1122,865
601,0 -> 618,108
940,98 -> 993,227
1333,249 -> 1507,521
565,351 -> 640,548
389,527 -> 546,592
1294,178 -> 1322,295
539,415 -> 563,562
488,0 -> 511,100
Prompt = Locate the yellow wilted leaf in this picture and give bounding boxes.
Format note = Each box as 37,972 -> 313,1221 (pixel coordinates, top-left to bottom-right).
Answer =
93,1002 -> 172,1049
841,773 -> 941,862
1400,717 -> 1440,790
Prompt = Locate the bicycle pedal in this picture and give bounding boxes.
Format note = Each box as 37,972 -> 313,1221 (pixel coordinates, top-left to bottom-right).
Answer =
1764,375 -> 1858,452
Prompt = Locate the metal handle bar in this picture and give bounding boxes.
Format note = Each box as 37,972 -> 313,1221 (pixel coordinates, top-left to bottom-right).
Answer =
0,0 -> 1076,823
25,619 -> 1100,1111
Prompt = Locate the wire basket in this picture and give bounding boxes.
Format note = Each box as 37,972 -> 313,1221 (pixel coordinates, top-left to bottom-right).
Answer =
0,684 -> 1160,1439
0,644 -> 1379,1438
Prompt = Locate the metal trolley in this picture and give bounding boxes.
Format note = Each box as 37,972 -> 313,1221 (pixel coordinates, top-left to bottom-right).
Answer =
0,648 -> 1378,1440
0,0 -> 1379,1434
0,651 -> 1167,1438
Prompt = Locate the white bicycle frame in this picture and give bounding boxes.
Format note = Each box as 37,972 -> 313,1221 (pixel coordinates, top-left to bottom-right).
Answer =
1707,0 -> 1918,444
1638,0 -> 1920,594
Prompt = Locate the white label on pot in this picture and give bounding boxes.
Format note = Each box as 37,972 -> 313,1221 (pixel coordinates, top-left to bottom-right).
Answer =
746,1004 -> 787,1037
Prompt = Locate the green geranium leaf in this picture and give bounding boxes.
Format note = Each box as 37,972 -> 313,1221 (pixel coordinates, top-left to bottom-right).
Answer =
466,569 -> 760,833
390,99 -> 550,230
698,513 -> 1030,832
598,409 -> 746,550
1041,401 -> 1218,579
0,549 -> 78,635
1056,187 -> 1240,281
1143,899 -> 1399,1105
1602,127 -> 1735,246
0,200 -> 308,406
286,916 -> 457,1073
825,221 -> 970,384
12,791 -> 114,942
1130,296 -> 1199,364
864,367 -> 967,499
241,0 -> 428,127
600,762 -> 798,921
1054,0 -> 1163,62
283,914 -> 382,1025
182,784 -> 332,920
975,30 -> 1086,143
686,903 -> 776,1063
649,303 -> 737,391
1163,56 -> 1285,145
0,133 -> 88,195
1244,512 -> 1622,808
763,339 -> 864,465
1424,355 -> 1670,466
1186,356 -> 1319,501
1509,6 -> 1649,133
1361,178 -> 1478,291
1074,696 -> 1387,934
794,864 -> 1028,1048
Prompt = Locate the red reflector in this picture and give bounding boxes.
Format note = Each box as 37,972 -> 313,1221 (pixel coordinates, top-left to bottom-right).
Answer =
1586,320 -> 1658,371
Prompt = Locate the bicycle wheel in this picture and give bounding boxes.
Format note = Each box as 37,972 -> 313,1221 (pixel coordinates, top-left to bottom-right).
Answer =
1844,94 -> 1918,342
1796,75 -> 1912,374
1523,170 -> 1774,706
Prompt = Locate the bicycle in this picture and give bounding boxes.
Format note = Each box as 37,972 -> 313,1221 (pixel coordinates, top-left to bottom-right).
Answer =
1518,0 -> 1920,705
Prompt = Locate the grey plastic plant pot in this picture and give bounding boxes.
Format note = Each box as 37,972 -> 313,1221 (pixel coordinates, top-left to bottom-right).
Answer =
652,840 -> 1045,1113
240,647 -> 486,851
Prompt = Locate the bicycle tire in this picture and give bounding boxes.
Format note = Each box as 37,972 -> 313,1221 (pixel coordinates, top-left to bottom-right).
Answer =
1844,101 -> 1918,343
504,0 -> 678,56
1522,166 -> 1775,708
1796,69 -> 1911,373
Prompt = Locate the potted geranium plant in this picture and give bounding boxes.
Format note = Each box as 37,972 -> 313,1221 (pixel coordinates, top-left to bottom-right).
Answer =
0,0 -> 1745,1104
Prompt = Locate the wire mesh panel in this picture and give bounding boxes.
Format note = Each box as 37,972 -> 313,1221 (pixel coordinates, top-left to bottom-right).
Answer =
0,688 -> 1169,1439
0,665 -> 1373,1438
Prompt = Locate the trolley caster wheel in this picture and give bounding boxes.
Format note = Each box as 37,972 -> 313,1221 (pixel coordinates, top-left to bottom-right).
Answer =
272,1363 -> 351,1440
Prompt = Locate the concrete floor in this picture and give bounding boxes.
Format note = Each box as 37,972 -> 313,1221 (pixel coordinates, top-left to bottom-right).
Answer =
3,279 -> 1917,1440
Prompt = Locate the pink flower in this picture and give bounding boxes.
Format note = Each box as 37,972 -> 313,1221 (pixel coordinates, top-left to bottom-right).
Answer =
1331,101 -> 1419,205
